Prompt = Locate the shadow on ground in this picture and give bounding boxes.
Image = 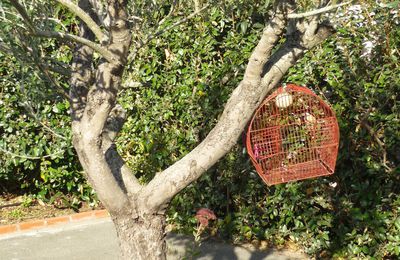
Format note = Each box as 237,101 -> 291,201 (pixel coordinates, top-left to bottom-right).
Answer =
0,218 -> 307,260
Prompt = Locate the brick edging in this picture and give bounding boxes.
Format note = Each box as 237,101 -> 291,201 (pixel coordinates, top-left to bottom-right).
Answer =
0,210 -> 109,235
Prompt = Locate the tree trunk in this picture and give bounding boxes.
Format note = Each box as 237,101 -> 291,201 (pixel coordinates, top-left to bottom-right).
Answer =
112,213 -> 167,260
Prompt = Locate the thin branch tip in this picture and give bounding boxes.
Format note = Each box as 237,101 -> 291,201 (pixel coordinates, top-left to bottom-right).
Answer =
288,1 -> 352,19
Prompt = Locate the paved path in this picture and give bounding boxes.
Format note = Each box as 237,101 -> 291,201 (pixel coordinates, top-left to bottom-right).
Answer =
0,218 -> 308,260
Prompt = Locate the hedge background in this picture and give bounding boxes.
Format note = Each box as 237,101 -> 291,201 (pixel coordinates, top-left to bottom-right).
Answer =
0,1 -> 399,258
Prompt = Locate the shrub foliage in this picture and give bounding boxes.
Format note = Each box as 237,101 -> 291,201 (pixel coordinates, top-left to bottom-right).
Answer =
0,1 -> 399,258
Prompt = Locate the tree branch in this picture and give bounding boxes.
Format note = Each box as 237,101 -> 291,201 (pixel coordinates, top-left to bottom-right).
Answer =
88,0 -> 106,25
0,42 -> 12,54
9,0 -> 36,32
70,0 -> 138,214
21,100 -> 69,141
36,62 -> 72,100
55,0 -> 107,43
360,121 -> 393,172
43,63 -> 72,77
141,11 -> 335,212
158,0 -> 178,26
152,3 -> 209,40
68,0 -> 131,213
358,109 -> 393,172
288,1 -> 351,19
141,51 -> 301,210
9,0 -> 111,63
242,3 -> 289,84
128,3 -> 209,62
0,147 -> 63,160
16,32 -> 72,100
102,137 -> 143,195
32,30 -> 118,64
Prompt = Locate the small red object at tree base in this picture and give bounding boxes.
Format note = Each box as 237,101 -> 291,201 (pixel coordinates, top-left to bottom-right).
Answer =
195,208 -> 216,227
246,84 -> 340,185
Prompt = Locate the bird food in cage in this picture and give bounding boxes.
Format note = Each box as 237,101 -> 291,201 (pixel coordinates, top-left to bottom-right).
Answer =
246,84 -> 339,185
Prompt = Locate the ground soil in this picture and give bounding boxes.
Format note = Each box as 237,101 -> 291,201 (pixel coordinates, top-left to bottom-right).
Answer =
0,194 -> 101,225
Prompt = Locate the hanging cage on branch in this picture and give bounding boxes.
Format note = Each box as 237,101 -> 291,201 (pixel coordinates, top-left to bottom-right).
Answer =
246,84 -> 340,186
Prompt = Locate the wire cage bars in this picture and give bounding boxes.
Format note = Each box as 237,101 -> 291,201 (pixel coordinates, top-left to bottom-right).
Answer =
246,84 -> 340,185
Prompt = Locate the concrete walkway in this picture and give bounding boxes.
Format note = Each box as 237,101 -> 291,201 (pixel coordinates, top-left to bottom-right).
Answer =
0,218 -> 308,260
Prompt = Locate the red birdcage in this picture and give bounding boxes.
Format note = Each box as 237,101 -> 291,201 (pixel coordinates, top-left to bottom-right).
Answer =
246,84 -> 340,185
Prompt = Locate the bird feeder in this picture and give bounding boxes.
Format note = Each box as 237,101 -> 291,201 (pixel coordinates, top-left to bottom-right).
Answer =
246,84 -> 339,186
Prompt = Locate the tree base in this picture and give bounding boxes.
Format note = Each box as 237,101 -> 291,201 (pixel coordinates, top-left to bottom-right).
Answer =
113,213 -> 166,260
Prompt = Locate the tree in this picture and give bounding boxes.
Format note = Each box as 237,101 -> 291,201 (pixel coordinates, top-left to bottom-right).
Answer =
1,0 -> 350,259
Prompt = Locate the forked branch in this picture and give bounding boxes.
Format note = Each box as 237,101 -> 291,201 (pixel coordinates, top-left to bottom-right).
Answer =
242,3 -> 289,83
55,0 -> 107,42
33,30 -> 118,64
9,0 -> 117,64
142,2 -> 335,212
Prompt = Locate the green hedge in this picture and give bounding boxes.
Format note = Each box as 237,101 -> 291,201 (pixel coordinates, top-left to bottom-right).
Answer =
0,2 -> 94,209
167,3 -> 400,258
1,1 -> 399,258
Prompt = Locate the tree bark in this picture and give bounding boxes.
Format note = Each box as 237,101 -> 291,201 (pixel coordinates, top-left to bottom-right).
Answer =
67,0 -> 334,258
70,0 -> 140,214
5,0 -> 341,259
112,213 -> 167,260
